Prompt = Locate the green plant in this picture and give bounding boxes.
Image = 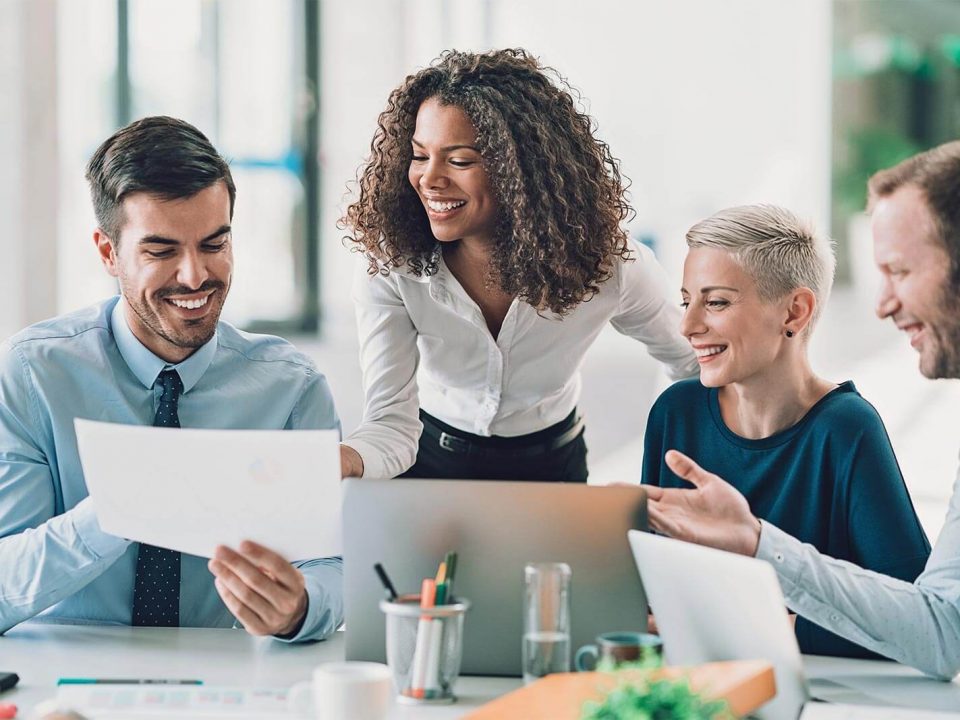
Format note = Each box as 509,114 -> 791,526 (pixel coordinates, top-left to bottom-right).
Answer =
580,668 -> 734,720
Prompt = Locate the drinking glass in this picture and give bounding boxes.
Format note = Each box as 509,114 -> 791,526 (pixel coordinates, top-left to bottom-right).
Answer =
522,562 -> 571,684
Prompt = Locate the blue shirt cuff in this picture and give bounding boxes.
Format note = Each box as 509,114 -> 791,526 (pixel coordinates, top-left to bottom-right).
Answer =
274,557 -> 343,643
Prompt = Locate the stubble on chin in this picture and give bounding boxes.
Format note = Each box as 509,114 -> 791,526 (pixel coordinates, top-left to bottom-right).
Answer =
128,293 -> 221,351
928,327 -> 960,379
926,284 -> 960,380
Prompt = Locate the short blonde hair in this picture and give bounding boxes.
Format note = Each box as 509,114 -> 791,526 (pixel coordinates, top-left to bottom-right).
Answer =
685,205 -> 836,335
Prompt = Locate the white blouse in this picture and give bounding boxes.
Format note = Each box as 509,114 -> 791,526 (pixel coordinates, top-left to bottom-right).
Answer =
344,241 -> 698,479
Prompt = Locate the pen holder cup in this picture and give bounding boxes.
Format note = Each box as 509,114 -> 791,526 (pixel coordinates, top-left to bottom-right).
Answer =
379,595 -> 470,705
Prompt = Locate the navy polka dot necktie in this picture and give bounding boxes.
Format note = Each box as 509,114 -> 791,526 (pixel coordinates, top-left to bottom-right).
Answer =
132,369 -> 184,627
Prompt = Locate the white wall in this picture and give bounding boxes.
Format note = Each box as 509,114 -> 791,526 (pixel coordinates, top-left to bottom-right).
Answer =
0,0 -> 60,339
318,0 -> 833,327
0,0 -> 24,341
1,1 -> 833,340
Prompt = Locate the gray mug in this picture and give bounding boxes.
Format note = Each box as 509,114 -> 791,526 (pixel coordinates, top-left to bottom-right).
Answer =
574,631 -> 663,671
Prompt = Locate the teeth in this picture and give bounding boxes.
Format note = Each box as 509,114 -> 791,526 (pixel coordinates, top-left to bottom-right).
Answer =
695,346 -> 726,358
427,199 -> 466,212
171,295 -> 210,310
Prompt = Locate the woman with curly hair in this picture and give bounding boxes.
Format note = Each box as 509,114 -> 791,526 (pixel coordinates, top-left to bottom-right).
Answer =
339,48 -> 697,481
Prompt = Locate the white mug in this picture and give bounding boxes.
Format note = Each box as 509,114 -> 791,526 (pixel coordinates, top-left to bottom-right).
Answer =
288,662 -> 392,720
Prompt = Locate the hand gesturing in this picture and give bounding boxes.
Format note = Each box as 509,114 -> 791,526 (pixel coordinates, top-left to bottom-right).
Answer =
645,450 -> 762,557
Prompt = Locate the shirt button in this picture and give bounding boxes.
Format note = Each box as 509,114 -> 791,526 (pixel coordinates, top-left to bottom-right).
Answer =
774,552 -> 785,563
830,614 -> 841,622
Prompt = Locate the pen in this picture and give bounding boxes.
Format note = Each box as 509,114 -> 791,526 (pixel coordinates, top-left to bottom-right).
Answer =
373,562 -> 399,601
434,561 -> 448,605
445,552 -> 458,601
57,678 -> 203,685
409,578 -> 437,699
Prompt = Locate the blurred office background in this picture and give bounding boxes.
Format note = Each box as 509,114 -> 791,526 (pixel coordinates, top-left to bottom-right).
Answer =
2,0 -> 958,539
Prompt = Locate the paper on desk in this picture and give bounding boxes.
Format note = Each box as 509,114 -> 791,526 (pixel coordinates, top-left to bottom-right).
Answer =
56,684 -> 293,718
800,703 -> 960,719
75,419 -> 341,560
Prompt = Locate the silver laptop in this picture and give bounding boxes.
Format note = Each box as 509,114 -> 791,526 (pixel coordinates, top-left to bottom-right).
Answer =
343,478 -> 648,676
628,530 -> 809,720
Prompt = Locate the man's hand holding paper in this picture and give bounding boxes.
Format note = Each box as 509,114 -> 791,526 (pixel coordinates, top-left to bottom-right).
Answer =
208,541 -> 309,637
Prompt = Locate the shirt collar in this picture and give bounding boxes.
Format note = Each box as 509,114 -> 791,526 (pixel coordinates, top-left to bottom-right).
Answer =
111,296 -> 218,393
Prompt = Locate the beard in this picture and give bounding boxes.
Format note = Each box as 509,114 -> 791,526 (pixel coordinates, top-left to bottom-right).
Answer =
123,279 -> 228,352
924,279 -> 960,379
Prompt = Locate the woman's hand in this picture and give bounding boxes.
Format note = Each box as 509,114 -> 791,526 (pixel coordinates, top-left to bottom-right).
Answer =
340,444 -> 364,479
645,450 -> 762,556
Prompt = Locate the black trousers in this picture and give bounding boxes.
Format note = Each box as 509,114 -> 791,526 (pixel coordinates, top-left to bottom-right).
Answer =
400,409 -> 589,482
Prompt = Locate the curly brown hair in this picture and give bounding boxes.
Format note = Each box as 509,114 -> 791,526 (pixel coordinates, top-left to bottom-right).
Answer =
341,48 -> 633,315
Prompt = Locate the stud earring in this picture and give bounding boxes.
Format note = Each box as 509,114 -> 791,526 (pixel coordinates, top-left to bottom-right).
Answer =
785,330 -> 795,338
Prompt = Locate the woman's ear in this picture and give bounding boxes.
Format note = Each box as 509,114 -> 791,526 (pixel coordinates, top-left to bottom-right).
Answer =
784,287 -> 816,337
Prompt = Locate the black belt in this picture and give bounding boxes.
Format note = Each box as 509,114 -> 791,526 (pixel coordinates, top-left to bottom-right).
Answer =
420,410 -> 585,459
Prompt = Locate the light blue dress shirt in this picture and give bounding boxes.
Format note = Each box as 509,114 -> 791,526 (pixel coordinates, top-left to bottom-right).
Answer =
0,296 -> 343,641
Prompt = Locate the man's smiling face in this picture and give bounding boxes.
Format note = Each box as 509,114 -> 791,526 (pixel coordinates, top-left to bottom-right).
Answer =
96,181 -> 233,363
872,183 -> 960,379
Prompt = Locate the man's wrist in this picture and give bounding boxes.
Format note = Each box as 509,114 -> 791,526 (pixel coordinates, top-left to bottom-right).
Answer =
275,590 -> 309,639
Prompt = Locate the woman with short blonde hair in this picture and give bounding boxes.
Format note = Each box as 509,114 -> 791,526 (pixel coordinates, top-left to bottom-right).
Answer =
643,204 -> 930,658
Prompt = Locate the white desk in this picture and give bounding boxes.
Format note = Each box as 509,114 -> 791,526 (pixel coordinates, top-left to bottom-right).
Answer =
2,624 -> 516,718
3,624 -> 960,718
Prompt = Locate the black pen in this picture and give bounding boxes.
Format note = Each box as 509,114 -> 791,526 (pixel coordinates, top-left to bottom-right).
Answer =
374,562 -> 399,601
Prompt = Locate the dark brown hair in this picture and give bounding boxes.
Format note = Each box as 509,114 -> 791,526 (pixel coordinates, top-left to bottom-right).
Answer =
86,115 -> 236,243
341,48 -> 633,315
868,140 -> 960,285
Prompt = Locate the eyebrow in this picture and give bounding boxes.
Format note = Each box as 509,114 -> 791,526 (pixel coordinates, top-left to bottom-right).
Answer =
411,138 -> 480,152
138,225 -> 231,246
680,285 -> 740,294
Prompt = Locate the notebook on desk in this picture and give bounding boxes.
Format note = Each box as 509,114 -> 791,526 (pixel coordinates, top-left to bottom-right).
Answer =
343,478 -> 649,677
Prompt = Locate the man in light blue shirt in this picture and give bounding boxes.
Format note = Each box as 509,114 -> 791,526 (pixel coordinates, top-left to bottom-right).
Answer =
0,116 -> 342,642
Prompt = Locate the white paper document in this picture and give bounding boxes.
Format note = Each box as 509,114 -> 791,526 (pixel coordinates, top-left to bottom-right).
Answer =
75,419 -> 341,560
56,684 -> 292,718
800,703 -> 960,719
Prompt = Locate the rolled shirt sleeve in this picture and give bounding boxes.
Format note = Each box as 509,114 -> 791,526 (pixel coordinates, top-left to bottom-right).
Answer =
0,496 -> 130,634
275,557 -> 343,643
757,504 -> 960,680
343,260 -> 423,479
610,243 -> 699,381
0,341 -> 131,634
280,370 -> 345,642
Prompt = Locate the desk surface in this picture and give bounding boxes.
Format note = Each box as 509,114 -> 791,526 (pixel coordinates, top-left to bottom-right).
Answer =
3,624 -> 960,718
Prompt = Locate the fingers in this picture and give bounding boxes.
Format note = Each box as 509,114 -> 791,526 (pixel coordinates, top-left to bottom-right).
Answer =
644,485 -> 664,501
208,542 -> 306,636
647,501 -> 683,538
664,450 -> 714,488
230,541 -> 300,589
214,576 -> 271,635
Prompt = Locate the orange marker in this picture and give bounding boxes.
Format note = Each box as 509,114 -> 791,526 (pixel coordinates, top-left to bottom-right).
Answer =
410,579 -> 437,699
